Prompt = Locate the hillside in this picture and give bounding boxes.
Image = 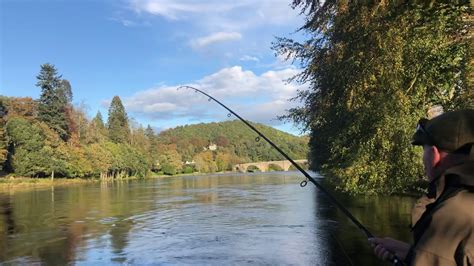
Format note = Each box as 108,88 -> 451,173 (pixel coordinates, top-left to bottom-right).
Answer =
157,120 -> 308,164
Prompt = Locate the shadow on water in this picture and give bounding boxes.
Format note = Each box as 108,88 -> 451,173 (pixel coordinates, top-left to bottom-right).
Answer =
313,183 -> 415,265
0,173 -> 416,265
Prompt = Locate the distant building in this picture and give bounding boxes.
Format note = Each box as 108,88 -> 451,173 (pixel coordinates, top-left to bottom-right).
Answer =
208,143 -> 217,151
203,142 -> 217,151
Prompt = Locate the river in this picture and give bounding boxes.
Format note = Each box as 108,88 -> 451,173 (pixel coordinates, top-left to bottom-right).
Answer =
0,172 -> 416,265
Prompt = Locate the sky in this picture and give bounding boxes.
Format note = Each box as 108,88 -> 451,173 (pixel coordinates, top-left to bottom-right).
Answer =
0,0 -> 309,135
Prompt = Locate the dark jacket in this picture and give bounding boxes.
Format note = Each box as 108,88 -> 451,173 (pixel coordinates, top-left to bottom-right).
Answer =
407,160 -> 474,265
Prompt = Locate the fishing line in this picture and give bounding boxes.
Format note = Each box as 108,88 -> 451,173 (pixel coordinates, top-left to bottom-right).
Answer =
330,232 -> 355,266
178,85 -> 403,266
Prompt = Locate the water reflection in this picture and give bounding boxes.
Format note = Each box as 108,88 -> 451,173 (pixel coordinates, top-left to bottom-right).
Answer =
0,173 -> 415,265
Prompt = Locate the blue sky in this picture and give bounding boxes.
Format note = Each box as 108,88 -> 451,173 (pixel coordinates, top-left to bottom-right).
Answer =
1,0 -> 308,135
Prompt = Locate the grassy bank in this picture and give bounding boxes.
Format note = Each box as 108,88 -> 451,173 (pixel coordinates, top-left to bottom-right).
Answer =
0,177 -> 101,192
0,172 -> 208,193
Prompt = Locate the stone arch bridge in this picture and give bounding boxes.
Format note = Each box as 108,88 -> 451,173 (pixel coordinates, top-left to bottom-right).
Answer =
233,159 -> 308,172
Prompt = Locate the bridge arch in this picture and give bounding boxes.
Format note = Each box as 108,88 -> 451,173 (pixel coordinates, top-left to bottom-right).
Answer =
233,159 -> 307,173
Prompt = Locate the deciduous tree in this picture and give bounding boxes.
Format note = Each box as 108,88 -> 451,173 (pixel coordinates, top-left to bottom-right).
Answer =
274,1 -> 471,193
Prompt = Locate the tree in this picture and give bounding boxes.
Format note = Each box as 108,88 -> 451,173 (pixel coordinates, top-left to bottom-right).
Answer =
6,117 -> 67,178
84,111 -> 108,144
145,125 -> 154,139
58,79 -> 73,104
92,111 -> 105,129
158,148 -> 182,175
215,152 -> 232,172
107,96 -> 130,144
36,63 -> 70,141
274,1 -> 471,194
3,97 -> 36,119
214,135 -> 229,147
193,151 -> 217,173
0,99 -> 7,170
84,143 -> 111,179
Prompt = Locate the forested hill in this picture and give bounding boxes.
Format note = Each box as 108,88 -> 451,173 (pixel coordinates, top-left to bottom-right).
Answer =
157,120 -> 308,163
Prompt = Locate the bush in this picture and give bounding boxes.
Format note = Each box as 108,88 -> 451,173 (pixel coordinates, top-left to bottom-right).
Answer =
182,166 -> 194,174
161,164 -> 176,175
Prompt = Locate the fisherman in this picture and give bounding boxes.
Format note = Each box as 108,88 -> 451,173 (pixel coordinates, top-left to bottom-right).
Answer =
369,109 -> 474,265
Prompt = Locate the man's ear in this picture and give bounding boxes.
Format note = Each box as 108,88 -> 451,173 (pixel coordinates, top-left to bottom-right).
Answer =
431,146 -> 442,167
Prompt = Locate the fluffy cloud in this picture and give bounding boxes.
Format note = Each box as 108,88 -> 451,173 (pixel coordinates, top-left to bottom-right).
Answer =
190,32 -> 242,49
128,0 -> 301,31
120,66 -> 306,126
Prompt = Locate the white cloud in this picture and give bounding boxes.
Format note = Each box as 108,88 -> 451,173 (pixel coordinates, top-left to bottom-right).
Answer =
122,0 -> 305,63
119,66 -> 307,126
190,32 -> 242,49
240,55 -> 259,62
129,0 -> 243,20
128,0 -> 301,31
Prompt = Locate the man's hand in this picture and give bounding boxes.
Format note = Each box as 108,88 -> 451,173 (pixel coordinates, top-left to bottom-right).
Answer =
368,237 -> 411,262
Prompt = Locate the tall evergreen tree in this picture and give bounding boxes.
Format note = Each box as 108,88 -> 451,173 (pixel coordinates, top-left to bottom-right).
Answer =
144,124 -> 159,170
36,63 -> 70,141
107,96 -> 130,144
93,111 -> 106,130
145,125 -> 154,139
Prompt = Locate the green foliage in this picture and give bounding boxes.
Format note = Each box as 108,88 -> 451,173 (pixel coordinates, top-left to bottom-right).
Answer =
156,120 -> 308,174
145,125 -> 159,171
159,120 -> 308,162
274,1 -> 471,194
193,151 -> 217,173
215,152 -> 232,172
182,165 -> 195,174
84,111 -> 108,144
107,96 -> 130,144
268,163 -> 284,171
84,143 -> 112,177
161,164 -> 176,175
36,63 -> 70,141
3,64 -> 309,178
3,97 -> 37,119
6,117 -> 63,177
158,149 -> 182,175
104,141 -> 148,178
93,111 -> 106,130
0,99 -> 7,170
4,105 -> 148,179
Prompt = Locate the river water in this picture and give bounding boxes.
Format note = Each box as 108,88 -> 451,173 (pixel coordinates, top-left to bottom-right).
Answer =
0,172 -> 415,265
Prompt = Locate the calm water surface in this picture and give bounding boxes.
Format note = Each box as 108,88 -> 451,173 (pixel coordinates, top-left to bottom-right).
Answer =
0,172 -> 415,265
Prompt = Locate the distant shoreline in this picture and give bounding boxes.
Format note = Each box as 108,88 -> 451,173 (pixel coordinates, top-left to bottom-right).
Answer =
0,170 -> 313,193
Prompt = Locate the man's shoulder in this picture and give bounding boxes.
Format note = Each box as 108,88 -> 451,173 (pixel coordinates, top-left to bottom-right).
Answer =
435,189 -> 474,223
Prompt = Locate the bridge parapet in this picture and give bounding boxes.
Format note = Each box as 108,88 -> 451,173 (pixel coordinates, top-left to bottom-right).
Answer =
233,159 -> 308,173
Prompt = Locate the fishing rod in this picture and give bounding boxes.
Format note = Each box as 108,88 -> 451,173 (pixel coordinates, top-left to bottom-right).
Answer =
177,85 -> 403,265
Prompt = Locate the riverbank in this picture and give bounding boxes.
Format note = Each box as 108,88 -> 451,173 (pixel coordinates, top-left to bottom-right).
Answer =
0,177 -> 101,193
0,172 -> 208,193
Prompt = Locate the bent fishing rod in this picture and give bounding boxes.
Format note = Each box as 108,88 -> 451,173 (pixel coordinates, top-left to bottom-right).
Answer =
178,85 -> 403,265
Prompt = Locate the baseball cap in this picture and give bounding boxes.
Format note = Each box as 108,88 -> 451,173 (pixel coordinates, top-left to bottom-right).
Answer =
412,109 -> 474,153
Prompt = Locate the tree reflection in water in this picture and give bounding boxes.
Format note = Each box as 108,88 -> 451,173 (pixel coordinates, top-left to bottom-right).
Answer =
0,174 -> 415,265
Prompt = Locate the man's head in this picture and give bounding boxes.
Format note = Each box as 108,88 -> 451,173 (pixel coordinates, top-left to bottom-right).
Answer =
412,109 -> 474,181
